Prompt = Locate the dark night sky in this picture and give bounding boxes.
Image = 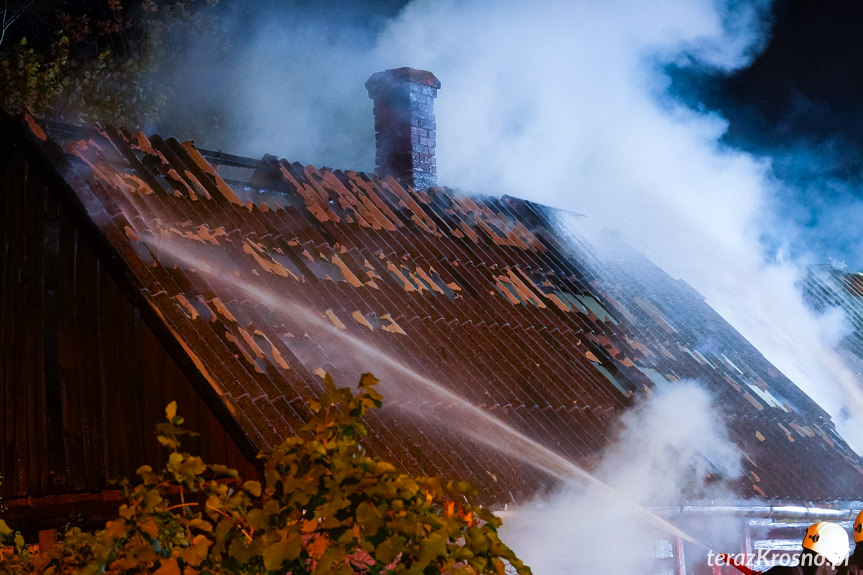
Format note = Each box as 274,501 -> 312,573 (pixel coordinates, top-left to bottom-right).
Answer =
711,0 -> 863,161
668,0 -> 863,266
244,0 -> 863,267
8,0 -> 860,265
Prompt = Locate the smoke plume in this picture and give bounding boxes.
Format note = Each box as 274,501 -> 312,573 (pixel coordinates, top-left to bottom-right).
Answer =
499,382 -> 742,574
367,0 -> 863,449
124,2 -> 863,571
147,0 -> 863,475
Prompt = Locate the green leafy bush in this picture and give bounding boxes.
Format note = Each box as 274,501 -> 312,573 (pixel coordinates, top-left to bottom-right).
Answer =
0,0 -> 222,130
0,374 -> 530,575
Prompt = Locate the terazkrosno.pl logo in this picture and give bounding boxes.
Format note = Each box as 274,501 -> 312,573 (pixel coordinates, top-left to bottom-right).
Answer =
706,550 -> 848,569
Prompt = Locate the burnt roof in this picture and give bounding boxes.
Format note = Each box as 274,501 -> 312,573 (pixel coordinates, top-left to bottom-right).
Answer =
11,113 -> 863,505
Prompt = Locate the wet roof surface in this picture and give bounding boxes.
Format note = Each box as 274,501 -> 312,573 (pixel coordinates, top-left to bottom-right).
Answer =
805,266 -> 863,364
25,118 -> 863,505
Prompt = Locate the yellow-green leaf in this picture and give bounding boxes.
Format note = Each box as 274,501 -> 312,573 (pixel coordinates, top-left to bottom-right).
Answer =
208,464 -> 238,477
180,535 -> 210,567
165,401 -> 178,420
374,461 -> 396,474
246,508 -> 269,531
417,533 -> 447,567
157,435 -> 179,449
243,480 -> 262,497
355,501 -> 383,533
187,518 -> 213,532
375,538 -> 398,565
143,487 -> 164,510
263,535 -> 302,570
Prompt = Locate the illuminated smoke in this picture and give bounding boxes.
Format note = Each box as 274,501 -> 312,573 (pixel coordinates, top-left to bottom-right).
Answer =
138,1 -> 863,568
368,0 -> 863,450
500,382 -> 742,575
149,0 -> 863,449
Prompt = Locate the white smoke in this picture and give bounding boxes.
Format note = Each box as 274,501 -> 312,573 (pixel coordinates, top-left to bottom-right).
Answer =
368,0 -> 863,451
148,0 -> 863,481
500,382 -> 742,575
182,0 -> 863,452
137,2 -> 863,570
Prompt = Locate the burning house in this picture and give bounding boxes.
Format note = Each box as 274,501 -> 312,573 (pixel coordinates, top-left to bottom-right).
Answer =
2,68 -> 863,573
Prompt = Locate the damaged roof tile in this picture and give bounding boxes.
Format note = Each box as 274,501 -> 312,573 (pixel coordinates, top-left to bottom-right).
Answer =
21,117 -> 863,504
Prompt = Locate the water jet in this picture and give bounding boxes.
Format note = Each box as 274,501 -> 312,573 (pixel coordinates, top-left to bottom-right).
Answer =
147,233 -> 708,548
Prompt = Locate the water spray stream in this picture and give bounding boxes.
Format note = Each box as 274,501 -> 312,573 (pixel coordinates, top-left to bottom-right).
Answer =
147,234 -> 710,548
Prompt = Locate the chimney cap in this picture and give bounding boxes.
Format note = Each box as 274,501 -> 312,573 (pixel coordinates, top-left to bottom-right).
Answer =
365,67 -> 441,93
365,66 -> 441,189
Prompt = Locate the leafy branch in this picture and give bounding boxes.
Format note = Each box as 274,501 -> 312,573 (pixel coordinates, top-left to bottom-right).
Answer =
0,0 -> 224,131
0,374 -> 531,575
0,0 -> 35,52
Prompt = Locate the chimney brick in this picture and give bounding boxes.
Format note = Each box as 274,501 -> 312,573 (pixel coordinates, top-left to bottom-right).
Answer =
366,67 -> 441,190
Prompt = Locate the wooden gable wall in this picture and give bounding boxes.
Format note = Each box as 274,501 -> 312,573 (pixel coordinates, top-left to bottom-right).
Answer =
0,140 -> 257,531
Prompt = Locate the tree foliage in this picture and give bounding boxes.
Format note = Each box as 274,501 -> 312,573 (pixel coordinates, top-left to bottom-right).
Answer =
0,0 -> 222,130
0,374 -> 531,575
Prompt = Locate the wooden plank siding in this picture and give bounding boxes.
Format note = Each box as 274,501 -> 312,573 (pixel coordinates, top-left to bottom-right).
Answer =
0,150 -> 257,514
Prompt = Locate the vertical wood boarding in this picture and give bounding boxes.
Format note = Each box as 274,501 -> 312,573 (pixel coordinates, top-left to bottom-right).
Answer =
0,150 -> 257,506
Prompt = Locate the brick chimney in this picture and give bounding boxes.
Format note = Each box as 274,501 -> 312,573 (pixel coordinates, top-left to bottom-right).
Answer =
365,67 -> 440,190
